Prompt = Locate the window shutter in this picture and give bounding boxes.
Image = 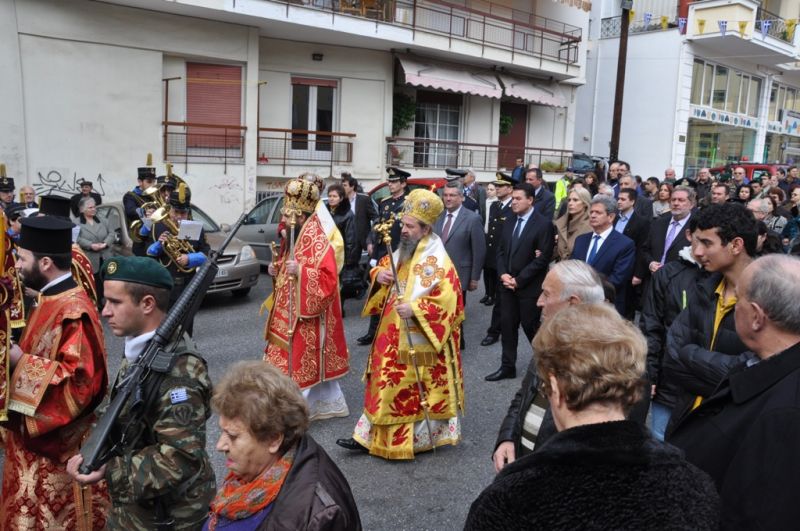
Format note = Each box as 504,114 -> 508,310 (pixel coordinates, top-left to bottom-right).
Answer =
186,63 -> 242,148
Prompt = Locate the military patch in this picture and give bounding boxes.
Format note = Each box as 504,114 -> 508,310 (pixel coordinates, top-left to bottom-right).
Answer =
106,261 -> 118,275
172,403 -> 192,426
169,387 -> 189,404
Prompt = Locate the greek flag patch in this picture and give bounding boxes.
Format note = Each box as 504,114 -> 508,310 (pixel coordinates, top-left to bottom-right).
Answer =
169,387 -> 189,404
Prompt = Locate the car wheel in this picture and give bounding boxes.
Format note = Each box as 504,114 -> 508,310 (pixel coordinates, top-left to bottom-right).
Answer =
231,287 -> 251,298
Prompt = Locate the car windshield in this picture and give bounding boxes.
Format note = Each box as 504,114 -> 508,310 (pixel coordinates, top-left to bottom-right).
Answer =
572,155 -> 594,171
190,205 -> 220,233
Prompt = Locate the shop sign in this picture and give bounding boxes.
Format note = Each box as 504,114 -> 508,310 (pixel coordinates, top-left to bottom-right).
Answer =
766,110 -> 800,137
690,105 -> 759,130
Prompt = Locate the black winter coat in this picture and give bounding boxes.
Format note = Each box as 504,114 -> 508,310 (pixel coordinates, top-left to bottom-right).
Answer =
330,203 -> 359,266
468,421 -> 719,530
663,272 -> 754,405
259,434 -> 361,531
640,252 -> 708,408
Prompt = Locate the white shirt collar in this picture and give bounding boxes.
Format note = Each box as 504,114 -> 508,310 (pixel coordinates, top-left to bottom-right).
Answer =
40,272 -> 74,294
124,330 -> 157,363
594,226 -> 614,240
446,205 -> 462,220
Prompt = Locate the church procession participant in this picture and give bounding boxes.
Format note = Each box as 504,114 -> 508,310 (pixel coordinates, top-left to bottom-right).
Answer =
0,216 -> 109,529
337,188 -> 465,459
123,153 -> 158,257
264,177 -> 350,421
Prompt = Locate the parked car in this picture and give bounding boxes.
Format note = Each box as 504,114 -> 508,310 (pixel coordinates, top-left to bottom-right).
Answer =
96,202 -> 260,297
709,162 -> 788,181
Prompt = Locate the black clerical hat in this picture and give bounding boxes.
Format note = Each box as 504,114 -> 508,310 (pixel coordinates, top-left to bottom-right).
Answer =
19,216 -> 73,255
38,195 -> 72,219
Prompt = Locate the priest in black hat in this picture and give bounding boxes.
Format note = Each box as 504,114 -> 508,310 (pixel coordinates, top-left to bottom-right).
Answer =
69,181 -> 103,218
1,216 -> 109,530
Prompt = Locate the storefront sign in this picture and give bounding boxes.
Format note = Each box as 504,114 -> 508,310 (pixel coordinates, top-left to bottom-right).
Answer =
766,109 -> 800,137
690,105 -> 759,130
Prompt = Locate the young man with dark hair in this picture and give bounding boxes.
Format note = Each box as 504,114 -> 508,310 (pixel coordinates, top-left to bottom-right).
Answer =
67,255 -> 215,529
661,203 -> 757,433
341,172 -> 378,257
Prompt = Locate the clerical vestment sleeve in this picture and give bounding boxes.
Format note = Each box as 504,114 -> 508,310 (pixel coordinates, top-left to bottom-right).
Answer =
14,316 -> 106,439
296,247 -> 339,318
361,259 -> 391,318
409,266 -> 463,353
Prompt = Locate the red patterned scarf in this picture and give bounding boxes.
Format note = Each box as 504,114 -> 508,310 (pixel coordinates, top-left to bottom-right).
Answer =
207,447 -> 296,530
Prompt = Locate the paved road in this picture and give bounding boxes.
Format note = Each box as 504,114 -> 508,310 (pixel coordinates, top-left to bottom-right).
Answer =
11,273 -> 531,530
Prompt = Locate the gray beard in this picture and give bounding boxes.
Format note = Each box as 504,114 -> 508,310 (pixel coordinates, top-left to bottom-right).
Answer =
397,238 -> 420,265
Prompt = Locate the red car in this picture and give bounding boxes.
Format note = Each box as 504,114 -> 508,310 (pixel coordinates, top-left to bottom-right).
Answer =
709,162 -> 788,181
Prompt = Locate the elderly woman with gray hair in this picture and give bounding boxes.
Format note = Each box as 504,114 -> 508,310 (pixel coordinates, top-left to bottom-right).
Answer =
467,303 -> 719,530
76,196 -> 114,305
205,361 -> 361,531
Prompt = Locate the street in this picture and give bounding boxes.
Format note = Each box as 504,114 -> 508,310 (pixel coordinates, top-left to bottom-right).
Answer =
107,272 -> 520,530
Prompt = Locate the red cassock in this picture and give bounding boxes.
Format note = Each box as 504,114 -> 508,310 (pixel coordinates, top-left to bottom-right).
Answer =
264,212 -> 349,389
0,283 -> 109,530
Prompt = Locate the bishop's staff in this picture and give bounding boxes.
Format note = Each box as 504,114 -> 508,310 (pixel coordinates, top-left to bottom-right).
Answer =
285,210 -> 297,377
374,214 -> 435,452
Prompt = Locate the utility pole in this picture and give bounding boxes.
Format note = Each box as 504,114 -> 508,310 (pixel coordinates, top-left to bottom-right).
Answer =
609,0 -> 631,162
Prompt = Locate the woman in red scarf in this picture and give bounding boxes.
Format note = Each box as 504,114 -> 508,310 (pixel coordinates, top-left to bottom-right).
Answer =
205,361 -> 361,531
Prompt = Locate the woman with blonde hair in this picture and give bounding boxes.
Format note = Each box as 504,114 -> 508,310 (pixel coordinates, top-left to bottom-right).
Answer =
553,187 -> 592,261
466,303 -> 719,530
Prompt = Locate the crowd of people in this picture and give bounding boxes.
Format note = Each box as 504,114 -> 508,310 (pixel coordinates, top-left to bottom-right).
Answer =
0,154 -> 799,530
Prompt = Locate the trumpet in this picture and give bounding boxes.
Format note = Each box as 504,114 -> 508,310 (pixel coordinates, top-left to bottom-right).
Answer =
150,206 -> 197,273
129,185 -> 166,242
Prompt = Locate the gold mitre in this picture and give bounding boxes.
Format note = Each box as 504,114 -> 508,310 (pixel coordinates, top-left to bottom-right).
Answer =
282,178 -> 319,217
403,188 -> 443,226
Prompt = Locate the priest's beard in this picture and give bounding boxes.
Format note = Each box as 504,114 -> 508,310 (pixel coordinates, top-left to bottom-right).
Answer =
398,235 -> 421,265
20,260 -> 47,291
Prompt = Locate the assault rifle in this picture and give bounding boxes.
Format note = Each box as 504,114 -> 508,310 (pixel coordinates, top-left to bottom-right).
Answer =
79,213 -> 247,474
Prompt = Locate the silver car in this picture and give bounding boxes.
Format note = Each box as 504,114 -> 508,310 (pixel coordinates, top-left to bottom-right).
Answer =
97,202 -> 260,297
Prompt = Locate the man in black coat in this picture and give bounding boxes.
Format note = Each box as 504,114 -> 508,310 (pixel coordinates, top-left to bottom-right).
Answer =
485,183 -> 553,382
668,254 -> 800,529
615,187 -> 651,318
341,172 -> 377,253
481,173 -> 513,346
524,167 -> 555,220
69,181 -> 103,218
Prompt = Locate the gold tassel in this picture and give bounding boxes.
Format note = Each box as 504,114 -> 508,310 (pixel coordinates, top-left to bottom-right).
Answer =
146,152 -> 153,166
178,182 -> 186,204
0,164 -> 5,178
167,163 -> 173,177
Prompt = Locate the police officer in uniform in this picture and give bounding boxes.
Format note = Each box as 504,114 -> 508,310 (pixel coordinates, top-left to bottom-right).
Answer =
356,167 -> 409,345
67,256 -> 215,530
481,172 -> 514,347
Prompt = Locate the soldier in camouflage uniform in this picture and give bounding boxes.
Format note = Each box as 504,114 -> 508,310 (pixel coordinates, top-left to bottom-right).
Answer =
67,256 -> 215,530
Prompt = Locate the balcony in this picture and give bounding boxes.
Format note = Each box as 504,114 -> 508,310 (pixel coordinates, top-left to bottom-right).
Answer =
386,137 -> 572,172
600,15 -> 678,40
269,0 -> 582,66
163,121 -> 246,172
686,0 -> 799,65
257,128 -> 355,174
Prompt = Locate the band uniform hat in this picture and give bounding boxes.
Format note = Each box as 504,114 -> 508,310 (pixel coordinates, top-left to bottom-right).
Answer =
493,171 -> 514,187
19,216 -> 73,255
444,168 -> 468,181
386,167 -> 410,182
403,188 -> 443,226
6,203 -> 27,221
0,163 -> 15,193
38,195 -> 73,219
675,177 -> 697,189
157,175 -> 178,191
168,183 -> 192,211
102,255 -> 174,290
138,152 -> 157,181
282,177 -> 319,217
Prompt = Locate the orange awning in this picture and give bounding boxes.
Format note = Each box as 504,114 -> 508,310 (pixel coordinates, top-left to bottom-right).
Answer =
397,55 -> 503,99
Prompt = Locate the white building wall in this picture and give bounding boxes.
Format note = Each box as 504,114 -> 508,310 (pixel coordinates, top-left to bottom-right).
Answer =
0,1 -> 28,180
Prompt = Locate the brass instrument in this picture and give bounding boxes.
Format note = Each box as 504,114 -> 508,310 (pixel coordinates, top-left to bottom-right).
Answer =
129,185 -> 165,240
150,205 -> 197,273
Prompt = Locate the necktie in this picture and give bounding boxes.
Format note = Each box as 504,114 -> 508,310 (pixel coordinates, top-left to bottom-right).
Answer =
587,234 -> 601,264
442,213 -> 453,242
513,216 -> 523,243
661,220 -> 681,264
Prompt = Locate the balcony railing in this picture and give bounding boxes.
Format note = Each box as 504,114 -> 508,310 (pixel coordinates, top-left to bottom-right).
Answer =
163,121 -> 246,171
600,15 -> 677,39
257,128 -> 356,174
387,137 -> 573,172
756,7 -> 791,43
272,0 -> 582,65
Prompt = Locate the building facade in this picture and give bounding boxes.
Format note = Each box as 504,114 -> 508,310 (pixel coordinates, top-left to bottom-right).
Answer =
0,0 -> 589,222
573,0 -> 800,179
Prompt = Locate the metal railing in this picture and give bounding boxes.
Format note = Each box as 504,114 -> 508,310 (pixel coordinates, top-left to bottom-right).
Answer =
163,121 -> 246,171
386,137 -> 573,171
756,7 -> 790,43
272,0 -> 582,65
600,15 -> 676,39
257,128 -> 356,174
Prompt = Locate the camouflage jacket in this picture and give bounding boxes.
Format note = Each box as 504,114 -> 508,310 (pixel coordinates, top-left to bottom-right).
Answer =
103,334 -> 215,530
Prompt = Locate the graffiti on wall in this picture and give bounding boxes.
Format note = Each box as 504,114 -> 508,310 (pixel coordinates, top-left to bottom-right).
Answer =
34,170 -> 107,197
210,178 -> 243,205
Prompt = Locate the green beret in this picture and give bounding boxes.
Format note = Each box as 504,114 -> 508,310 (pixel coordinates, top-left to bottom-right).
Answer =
102,256 -> 173,290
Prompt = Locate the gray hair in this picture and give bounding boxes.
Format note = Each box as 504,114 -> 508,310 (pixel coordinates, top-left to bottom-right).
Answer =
551,260 -> 605,304
745,255 -> 800,333
748,198 -> 770,214
597,183 -> 615,197
78,196 -> 96,212
444,181 -> 464,194
591,194 -> 618,216
673,185 -> 697,204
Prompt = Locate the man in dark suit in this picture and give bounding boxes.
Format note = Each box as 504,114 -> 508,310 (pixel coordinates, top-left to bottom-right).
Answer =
572,195 -> 636,315
434,181 -> 486,349
642,185 -> 696,279
668,255 -> 800,528
510,157 -> 525,184
486,183 -> 554,382
619,174 -> 652,220
341,172 -> 377,253
524,167 -> 555,220
615,187 -> 651,318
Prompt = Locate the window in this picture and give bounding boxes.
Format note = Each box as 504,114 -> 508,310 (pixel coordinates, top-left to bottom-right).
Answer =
413,91 -> 462,168
769,85 -> 779,121
291,78 -> 337,159
186,63 -> 243,149
726,72 -> 742,114
691,60 -> 762,117
712,66 -> 728,110
691,60 -> 704,105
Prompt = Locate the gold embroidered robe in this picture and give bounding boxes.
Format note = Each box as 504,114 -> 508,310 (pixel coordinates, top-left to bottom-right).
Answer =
354,233 -> 465,459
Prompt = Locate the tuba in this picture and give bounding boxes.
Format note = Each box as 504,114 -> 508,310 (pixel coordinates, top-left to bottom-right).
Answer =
150,205 -> 197,273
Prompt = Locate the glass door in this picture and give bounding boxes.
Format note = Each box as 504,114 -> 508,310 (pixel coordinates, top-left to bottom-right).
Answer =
291,81 -> 336,161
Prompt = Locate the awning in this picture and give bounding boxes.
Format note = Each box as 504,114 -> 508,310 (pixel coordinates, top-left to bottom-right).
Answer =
397,55 -> 502,99
497,74 -> 568,108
